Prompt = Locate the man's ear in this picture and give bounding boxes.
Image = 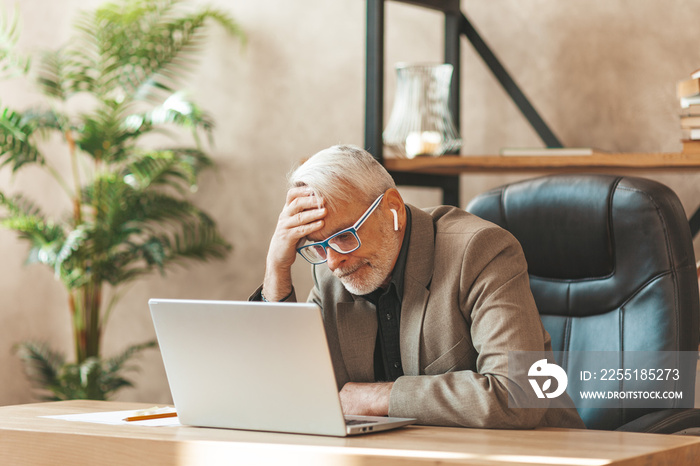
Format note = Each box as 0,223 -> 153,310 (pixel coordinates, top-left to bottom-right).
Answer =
384,188 -> 405,231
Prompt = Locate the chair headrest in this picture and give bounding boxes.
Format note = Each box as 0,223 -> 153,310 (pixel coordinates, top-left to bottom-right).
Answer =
495,175 -> 617,280
466,174 -> 696,317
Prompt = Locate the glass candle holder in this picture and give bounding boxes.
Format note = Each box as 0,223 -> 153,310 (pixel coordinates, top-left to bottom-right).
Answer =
383,63 -> 462,159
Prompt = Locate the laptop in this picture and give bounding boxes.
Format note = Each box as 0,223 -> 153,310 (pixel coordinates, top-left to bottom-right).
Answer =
148,299 -> 416,436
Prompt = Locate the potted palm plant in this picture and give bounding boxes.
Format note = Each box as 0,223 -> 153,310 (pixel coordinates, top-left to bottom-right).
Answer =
0,0 -> 243,400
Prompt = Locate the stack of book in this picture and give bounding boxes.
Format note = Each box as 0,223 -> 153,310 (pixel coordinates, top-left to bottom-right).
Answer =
677,69 -> 700,154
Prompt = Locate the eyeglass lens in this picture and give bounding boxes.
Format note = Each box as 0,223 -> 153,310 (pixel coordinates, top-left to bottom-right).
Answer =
329,232 -> 359,251
301,231 -> 360,262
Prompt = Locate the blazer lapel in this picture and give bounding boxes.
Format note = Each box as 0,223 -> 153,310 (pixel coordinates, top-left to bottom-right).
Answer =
336,299 -> 377,382
400,206 -> 435,376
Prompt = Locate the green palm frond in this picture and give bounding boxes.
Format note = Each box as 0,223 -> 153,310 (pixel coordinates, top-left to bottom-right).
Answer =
100,210 -> 230,285
12,342 -> 65,400
84,171 -> 140,219
19,108 -> 64,133
74,97 -> 213,164
0,191 -> 44,217
0,192 -> 66,266
0,106 -> 44,171
116,214 -> 230,279
145,92 -> 214,145
53,224 -> 91,281
99,249 -> 153,285
36,49 -> 78,101
77,169 -> 226,285
125,192 -> 202,226
51,358 -> 105,400
68,0 -> 243,103
0,105 -> 65,172
0,5 -> 30,78
97,372 -> 135,398
13,341 -> 156,400
2,200 -> 96,287
84,171 -> 193,237
123,148 -> 212,192
76,358 -> 106,400
93,341 -> 156,398
104,340 -> 157,376
116,207 -> 226,280
162,212 -> 231,263
76,101 -> 143,163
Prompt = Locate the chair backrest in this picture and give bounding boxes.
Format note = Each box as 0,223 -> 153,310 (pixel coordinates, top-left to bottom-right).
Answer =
466,174 -> 699,430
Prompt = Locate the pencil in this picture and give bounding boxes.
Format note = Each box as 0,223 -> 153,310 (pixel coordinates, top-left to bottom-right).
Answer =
123,411 -> 178,422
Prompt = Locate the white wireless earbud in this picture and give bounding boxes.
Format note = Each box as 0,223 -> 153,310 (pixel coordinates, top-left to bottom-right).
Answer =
390,208 -> 399,231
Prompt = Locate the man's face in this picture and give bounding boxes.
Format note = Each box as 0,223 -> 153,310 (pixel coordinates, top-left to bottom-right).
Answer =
307,196 -> 402,295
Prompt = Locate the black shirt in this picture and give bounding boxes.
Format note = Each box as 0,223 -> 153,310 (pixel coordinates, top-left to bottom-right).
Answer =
361,206 -> 412,382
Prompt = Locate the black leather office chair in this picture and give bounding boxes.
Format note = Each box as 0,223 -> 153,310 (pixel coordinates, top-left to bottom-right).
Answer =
466,174 -> 700,432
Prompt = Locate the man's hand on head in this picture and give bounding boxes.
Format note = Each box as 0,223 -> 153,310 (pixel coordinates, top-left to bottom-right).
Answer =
262,186 -> 326,301
339,382 -> 393,417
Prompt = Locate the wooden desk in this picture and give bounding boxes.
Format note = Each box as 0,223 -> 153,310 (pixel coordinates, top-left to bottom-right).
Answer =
1,401 -> 700,466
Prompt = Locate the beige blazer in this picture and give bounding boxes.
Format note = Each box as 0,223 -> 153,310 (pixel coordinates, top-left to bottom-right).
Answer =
270,205 -> 585,429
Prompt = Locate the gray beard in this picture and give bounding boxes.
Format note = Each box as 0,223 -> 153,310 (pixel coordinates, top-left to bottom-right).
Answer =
334,223 -> 401,295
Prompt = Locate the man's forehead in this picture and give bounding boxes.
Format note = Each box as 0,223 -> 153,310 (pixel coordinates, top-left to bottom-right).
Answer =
307,203 -> 361,242
307,217 -> 351,242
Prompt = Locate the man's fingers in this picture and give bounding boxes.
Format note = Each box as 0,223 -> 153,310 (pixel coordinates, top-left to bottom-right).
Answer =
280,203 -> 326,228
285,219 -> 324,245
295,218 -> 324,236
270,187 -> 326,262
285,186 -> 316,205
285,185 -> 312,201
288,193 -> 323,214
296,206 -> 326,225
274,216 -> 324,245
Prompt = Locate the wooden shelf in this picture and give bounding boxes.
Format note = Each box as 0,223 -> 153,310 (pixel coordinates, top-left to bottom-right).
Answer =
383,152 -> 700,175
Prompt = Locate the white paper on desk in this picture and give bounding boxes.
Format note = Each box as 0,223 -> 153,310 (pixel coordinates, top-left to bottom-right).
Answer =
41,409 -> 181,427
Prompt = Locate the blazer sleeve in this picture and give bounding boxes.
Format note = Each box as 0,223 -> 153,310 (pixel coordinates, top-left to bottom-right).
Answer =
389,226 -> 558,429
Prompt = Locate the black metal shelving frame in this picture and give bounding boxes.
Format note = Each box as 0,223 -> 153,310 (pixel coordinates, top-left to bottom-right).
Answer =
364,0 -> 561,206
364,1 -> 700,239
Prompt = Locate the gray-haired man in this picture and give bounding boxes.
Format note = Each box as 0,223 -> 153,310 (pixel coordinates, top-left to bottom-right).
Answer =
253,145 -> 584,429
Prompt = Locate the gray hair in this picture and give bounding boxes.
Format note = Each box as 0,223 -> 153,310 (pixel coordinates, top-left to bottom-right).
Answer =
289,145 -> 396,210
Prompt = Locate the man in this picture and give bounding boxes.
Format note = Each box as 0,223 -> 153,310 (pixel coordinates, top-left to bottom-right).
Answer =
252,145 -> 584,429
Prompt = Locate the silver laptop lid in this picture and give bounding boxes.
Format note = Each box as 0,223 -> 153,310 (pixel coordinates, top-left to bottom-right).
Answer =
149,299 -> 348,436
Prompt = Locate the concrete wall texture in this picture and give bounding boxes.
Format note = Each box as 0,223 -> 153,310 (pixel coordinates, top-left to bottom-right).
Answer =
1,0 -> 699,405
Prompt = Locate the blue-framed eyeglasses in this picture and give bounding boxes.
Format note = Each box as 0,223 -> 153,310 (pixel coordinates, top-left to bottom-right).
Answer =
296,193 -> 385,265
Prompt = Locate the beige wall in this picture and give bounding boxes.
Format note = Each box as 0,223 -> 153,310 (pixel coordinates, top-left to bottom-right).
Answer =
1,0 -> 699,406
